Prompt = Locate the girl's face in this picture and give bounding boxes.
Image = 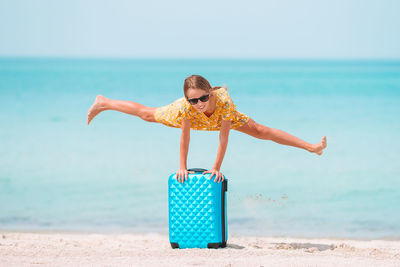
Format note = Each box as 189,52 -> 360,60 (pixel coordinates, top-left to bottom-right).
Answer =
186,88 -> 212,113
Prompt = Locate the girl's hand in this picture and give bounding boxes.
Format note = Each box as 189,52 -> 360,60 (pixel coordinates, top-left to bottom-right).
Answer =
203,169 -> 225,183
176,169 -> 195,183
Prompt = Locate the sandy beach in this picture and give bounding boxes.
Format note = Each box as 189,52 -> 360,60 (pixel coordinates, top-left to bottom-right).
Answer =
1,232 -> 399,267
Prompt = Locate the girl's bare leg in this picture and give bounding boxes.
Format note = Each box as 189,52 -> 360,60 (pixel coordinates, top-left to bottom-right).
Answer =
87,95 -> 158,125
235,118 -> 327,155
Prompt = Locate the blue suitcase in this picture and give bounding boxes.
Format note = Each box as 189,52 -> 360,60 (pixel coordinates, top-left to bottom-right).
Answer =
168,168 -> 228,249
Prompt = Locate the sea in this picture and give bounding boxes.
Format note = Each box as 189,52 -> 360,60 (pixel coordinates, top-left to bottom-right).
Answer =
0,58 -> 399,240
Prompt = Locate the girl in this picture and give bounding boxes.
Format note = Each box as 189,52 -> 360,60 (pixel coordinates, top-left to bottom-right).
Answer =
87,75 -> 327,183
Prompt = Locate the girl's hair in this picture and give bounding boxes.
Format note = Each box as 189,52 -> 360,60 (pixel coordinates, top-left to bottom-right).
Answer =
183,75 -> 224,98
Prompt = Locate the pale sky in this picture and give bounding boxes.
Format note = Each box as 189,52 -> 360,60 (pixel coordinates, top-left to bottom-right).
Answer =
0,0 -> 399,59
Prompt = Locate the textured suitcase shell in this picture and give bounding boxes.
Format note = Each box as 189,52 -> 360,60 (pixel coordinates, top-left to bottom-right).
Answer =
168,168 -> 227,249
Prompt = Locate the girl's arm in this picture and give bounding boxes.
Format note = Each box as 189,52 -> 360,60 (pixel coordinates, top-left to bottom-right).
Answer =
203,120 -> 231,183
176,118 -> 194,183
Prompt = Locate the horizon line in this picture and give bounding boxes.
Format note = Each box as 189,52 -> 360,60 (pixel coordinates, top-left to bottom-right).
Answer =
1,55 -> 400,62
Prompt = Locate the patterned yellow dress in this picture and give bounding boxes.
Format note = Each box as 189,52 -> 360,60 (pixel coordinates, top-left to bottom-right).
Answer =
154,87 -> 250,131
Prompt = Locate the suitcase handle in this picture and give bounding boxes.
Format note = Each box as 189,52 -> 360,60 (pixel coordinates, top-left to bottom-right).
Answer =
187,168 -> 207,173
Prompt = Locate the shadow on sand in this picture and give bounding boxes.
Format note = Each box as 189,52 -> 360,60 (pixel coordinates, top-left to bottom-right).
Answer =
226,243 -> 246,249
272,242 -> 335,251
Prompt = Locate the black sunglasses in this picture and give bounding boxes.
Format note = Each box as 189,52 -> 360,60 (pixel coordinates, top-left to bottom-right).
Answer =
186,94 -> 210,105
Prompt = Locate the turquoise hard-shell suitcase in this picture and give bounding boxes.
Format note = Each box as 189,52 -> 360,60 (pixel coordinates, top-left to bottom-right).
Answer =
168,168 -> 228,249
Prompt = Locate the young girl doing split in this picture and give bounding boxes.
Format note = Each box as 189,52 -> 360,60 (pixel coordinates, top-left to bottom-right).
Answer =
87,75 -> 327,183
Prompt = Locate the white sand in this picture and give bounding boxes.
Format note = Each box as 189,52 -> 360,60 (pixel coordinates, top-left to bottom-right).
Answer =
1,232 -> 400,267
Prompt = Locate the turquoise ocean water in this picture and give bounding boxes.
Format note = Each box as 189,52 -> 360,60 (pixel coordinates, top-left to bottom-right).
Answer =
0,58 -> 399,239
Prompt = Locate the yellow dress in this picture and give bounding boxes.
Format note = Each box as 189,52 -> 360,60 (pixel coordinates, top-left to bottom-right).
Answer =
154,87 -> 250,131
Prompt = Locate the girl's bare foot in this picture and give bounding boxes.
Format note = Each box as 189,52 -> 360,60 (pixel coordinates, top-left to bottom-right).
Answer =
87,95 -> 108,125
310,136 -> 327,156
